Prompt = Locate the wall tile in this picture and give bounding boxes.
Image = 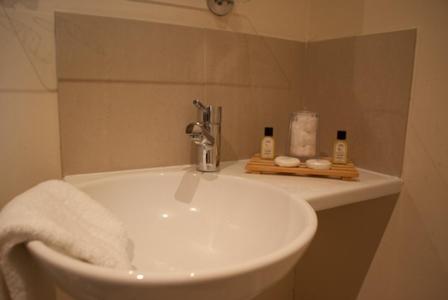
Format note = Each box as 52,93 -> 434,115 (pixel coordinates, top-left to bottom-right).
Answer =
55,13 -> 205,83
205,29 -> 251,86
246,34 -> 290,89
0,92 -> 61,207
204,30 -> 305,90
56,13 -> 306,175
1,8 -> 57,90
56,14 -> 414,178
357,190 -> 448,300
59,82 -> 304,175
59,82 -> 204,175
304,29 -> 416,175
0,8 -> 48,91
260,36 -> 306,93
399,126 -> 448,269
204,85 -> 301,161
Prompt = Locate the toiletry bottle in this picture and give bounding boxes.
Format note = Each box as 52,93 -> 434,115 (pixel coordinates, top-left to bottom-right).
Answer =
261,127 -> 275,159
333,130 -> 348,164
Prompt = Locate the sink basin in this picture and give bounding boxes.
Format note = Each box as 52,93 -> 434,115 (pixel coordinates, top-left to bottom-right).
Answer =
27,167 -> 317,300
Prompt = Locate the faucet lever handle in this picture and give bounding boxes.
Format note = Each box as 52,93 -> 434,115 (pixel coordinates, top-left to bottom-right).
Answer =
193,99 -> 208,112
192,99 -> 221,124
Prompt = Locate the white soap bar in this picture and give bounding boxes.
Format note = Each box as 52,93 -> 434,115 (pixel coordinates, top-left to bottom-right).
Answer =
306,159 -> 332,170
274,156 -> 301,167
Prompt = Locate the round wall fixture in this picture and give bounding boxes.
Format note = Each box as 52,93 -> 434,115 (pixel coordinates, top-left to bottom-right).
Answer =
207,0 -> 234,16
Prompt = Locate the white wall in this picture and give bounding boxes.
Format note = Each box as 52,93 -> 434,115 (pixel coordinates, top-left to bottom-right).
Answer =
308,0 -> 448,299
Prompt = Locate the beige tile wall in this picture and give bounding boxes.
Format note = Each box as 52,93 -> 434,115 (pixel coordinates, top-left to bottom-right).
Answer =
3,1 -> 307,300
0,5 -> 61,208
304,30 -> 416,176
308,1 -> 448,299
0,0 -> 310,206
56,13 -> 305,175
55,15 -> 416,300
2,1 -> 309,299
57,13 -> 414,177
0,94 -> 61,207
55,13 -> 205,84
2,2 -> 428,300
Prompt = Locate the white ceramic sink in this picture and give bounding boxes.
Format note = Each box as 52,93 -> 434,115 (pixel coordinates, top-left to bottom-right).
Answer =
27,167 -> 317,300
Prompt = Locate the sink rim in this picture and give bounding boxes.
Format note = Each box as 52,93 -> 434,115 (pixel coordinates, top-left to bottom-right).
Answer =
27,172 -> 317,286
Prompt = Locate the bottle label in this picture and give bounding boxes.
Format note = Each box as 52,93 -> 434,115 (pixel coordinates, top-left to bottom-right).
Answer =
261,139 -> 275,159
333,141 -> 347,163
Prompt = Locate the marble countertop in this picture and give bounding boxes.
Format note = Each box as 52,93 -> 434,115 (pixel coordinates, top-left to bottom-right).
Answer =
66,160 -> 402,211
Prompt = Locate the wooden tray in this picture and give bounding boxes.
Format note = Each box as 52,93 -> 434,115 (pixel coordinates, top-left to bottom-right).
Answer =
245,154 -> 359,180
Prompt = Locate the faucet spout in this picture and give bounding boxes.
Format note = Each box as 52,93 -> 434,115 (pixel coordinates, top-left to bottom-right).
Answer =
185,122 -> 215,147
186,100 -> 222,172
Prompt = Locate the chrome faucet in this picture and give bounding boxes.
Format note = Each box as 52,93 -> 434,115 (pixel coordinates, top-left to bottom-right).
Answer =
186,99 -> 221,172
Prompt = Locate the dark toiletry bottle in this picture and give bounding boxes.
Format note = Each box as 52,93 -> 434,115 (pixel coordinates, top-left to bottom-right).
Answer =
333,130 -> 348,164
261,127 -> 275,159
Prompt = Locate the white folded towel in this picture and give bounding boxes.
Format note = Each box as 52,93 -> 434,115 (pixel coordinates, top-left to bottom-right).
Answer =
0,180 -> 133,300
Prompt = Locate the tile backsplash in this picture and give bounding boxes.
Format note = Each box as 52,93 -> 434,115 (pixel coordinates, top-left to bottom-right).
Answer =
56,13 -> 415,176
56,12 -> 305,175
305,30 -> 416,176
56,14 -> 205,84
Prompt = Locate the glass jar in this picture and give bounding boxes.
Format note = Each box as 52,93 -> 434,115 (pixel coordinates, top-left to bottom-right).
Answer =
288,111 -> 319,159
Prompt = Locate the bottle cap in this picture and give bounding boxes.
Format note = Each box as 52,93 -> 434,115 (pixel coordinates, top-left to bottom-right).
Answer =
337,130 -> 346,140
264,127 -> 274,137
